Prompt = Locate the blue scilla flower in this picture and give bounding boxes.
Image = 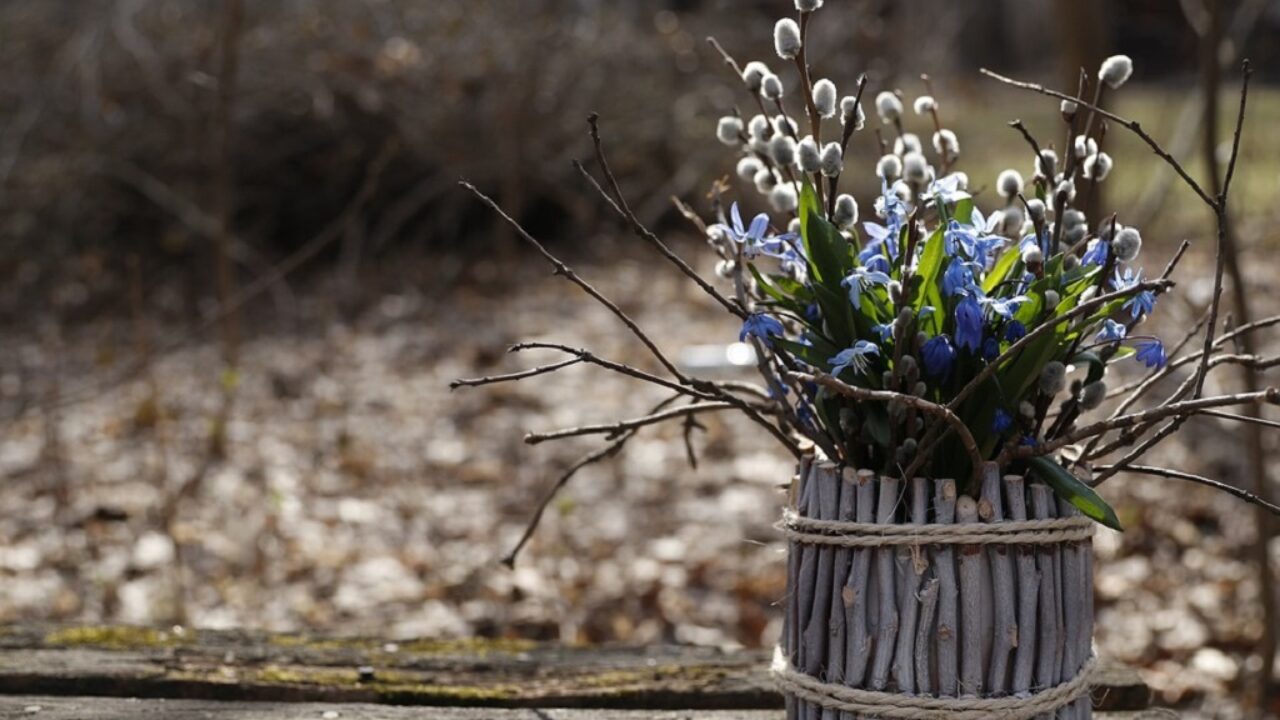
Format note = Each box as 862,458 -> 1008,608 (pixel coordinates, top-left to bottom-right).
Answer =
1096,319 -> 1127,342
1005,320 -> 1027,342
829,340 -> 880,377
1113,267 -> 1156,319
1135,338 -> 1167,369
992,409 -> 1013,433
842,265 -> 892,310
740,313 -> 786,347
955,294 -> 984,353
804,303 -> 822,323
715,202 -> 794,259
922,334 -> 957,378
982,294 -> 1027,321
943,259 -> 979,297
982,336 -> 1000,361
1082,238 -> 1109,266
872,323 -> 895,343
859,249 -> 892,275
929,173 -> 971,205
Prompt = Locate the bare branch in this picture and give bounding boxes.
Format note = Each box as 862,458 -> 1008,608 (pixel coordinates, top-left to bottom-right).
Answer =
1094,464 -> 1280,517
525,401 -> 740,445
791,371 -> 984,483
461,181 -> 688,381
501,395 -> 679,567
508,342 -> 714,401
450,358 -> 583,390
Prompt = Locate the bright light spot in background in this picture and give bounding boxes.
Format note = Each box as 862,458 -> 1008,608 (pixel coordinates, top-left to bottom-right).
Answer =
725,342 -> 756,366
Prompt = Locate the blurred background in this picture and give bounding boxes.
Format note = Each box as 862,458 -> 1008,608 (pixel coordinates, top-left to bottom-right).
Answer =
1,0 -> 1279,716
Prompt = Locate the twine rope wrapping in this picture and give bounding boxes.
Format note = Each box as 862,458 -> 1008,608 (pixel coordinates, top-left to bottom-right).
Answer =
777,508 -> 1095,547
771,648 -> 1097,720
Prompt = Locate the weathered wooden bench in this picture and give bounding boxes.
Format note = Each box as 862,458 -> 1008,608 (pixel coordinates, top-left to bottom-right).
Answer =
0,625 -> 1173,718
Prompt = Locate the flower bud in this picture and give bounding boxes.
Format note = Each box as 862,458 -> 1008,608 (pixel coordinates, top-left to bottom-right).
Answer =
1039,361 -> 1067,396
1111,227 -> 1142,262
773,114 -> 798,137
887,281 -> 903,305
1079,381 -> 1107,410
813,78 -> 837,119
840,96 -> 865,130
894,132 -> 922,157
769,183 -> 798,212
1083,152 -> 1113,181
876,153 -> 902,181
716,116 -> 743,145
1035,149 -> 1058,179
796,0 -> 823,11
770,133 -> 797,167
761,73 -> 784,100
997,169 -> 1024,199
1060,99 -> 1078,119
748,114 -> 770,139
1019,401 -> 1036,419
914,381 -> 928,397
715,259 -> 735,278
1099,54 -> 1134,89
1074,135 -> 1097,159
754,168 -> 778,194
797,135 -> 821,173
1079,286 -> 1098,303
736,156 -> 763,181
1044,290 -> 1060,308
913,95 -> 936,115
1021,244 -> 1044,265
902,151 -> 929,184
742,62 -> 770,92
832,193 -> 858,229
788,218 -> 802,235
774,18 -> 802,60
875,91 -> 903,123
1055,177 -> 1076,203
932,129 -> 959,157
819,142 -> 843,178
1025,198 -> 1047,224
1063,254 -> 1080,271
1063,209 -> 1086,230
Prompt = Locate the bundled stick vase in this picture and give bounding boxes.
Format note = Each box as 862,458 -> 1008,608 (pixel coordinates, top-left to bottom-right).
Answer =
777,455 -> 1096,719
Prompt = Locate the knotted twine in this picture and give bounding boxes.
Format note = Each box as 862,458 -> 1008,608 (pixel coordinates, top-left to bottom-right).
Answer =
774,506 -> 1097,718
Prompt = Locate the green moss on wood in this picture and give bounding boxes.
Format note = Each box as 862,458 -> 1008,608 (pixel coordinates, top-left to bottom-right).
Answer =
44,625 -> 190,649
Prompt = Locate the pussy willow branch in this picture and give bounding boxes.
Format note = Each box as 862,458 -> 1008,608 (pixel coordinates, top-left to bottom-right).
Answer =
791,371 -> 984,484
903,277 -> 1174,479
1095,464 -> 1280,517
1008,119 -> 1043,162
980,68 -> 1217,209
501,394 -> 679,568
525,401 -> 743,445
1017,387 -> 1280,460
450,358 -> 583,390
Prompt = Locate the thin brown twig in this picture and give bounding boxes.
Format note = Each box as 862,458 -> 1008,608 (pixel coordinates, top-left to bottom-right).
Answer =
460,181 -> 687,381
1094,464 -> 1280,516
501,395 -> 680,567
524,402 -> 741,445
450,358 -> 584,390
791,371 -> 984,484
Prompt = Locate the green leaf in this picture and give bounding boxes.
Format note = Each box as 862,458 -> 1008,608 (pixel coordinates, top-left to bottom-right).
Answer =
913,226 -> 946,335
1071,351 -> 1106,385
983,246 -> 1021,295
953,197 -> 974,224
1027,455 -> 1123,531
800,181 -> 851,290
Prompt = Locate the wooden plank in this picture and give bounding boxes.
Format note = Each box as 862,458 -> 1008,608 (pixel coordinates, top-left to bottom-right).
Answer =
0,625 -> 1151,711
0,697 -> 1180,719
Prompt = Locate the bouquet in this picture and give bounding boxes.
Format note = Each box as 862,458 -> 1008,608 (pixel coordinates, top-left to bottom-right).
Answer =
457,0 -> 1277,559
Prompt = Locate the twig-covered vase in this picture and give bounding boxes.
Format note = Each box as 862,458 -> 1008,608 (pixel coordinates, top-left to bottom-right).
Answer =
776,454 -> 1096,719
